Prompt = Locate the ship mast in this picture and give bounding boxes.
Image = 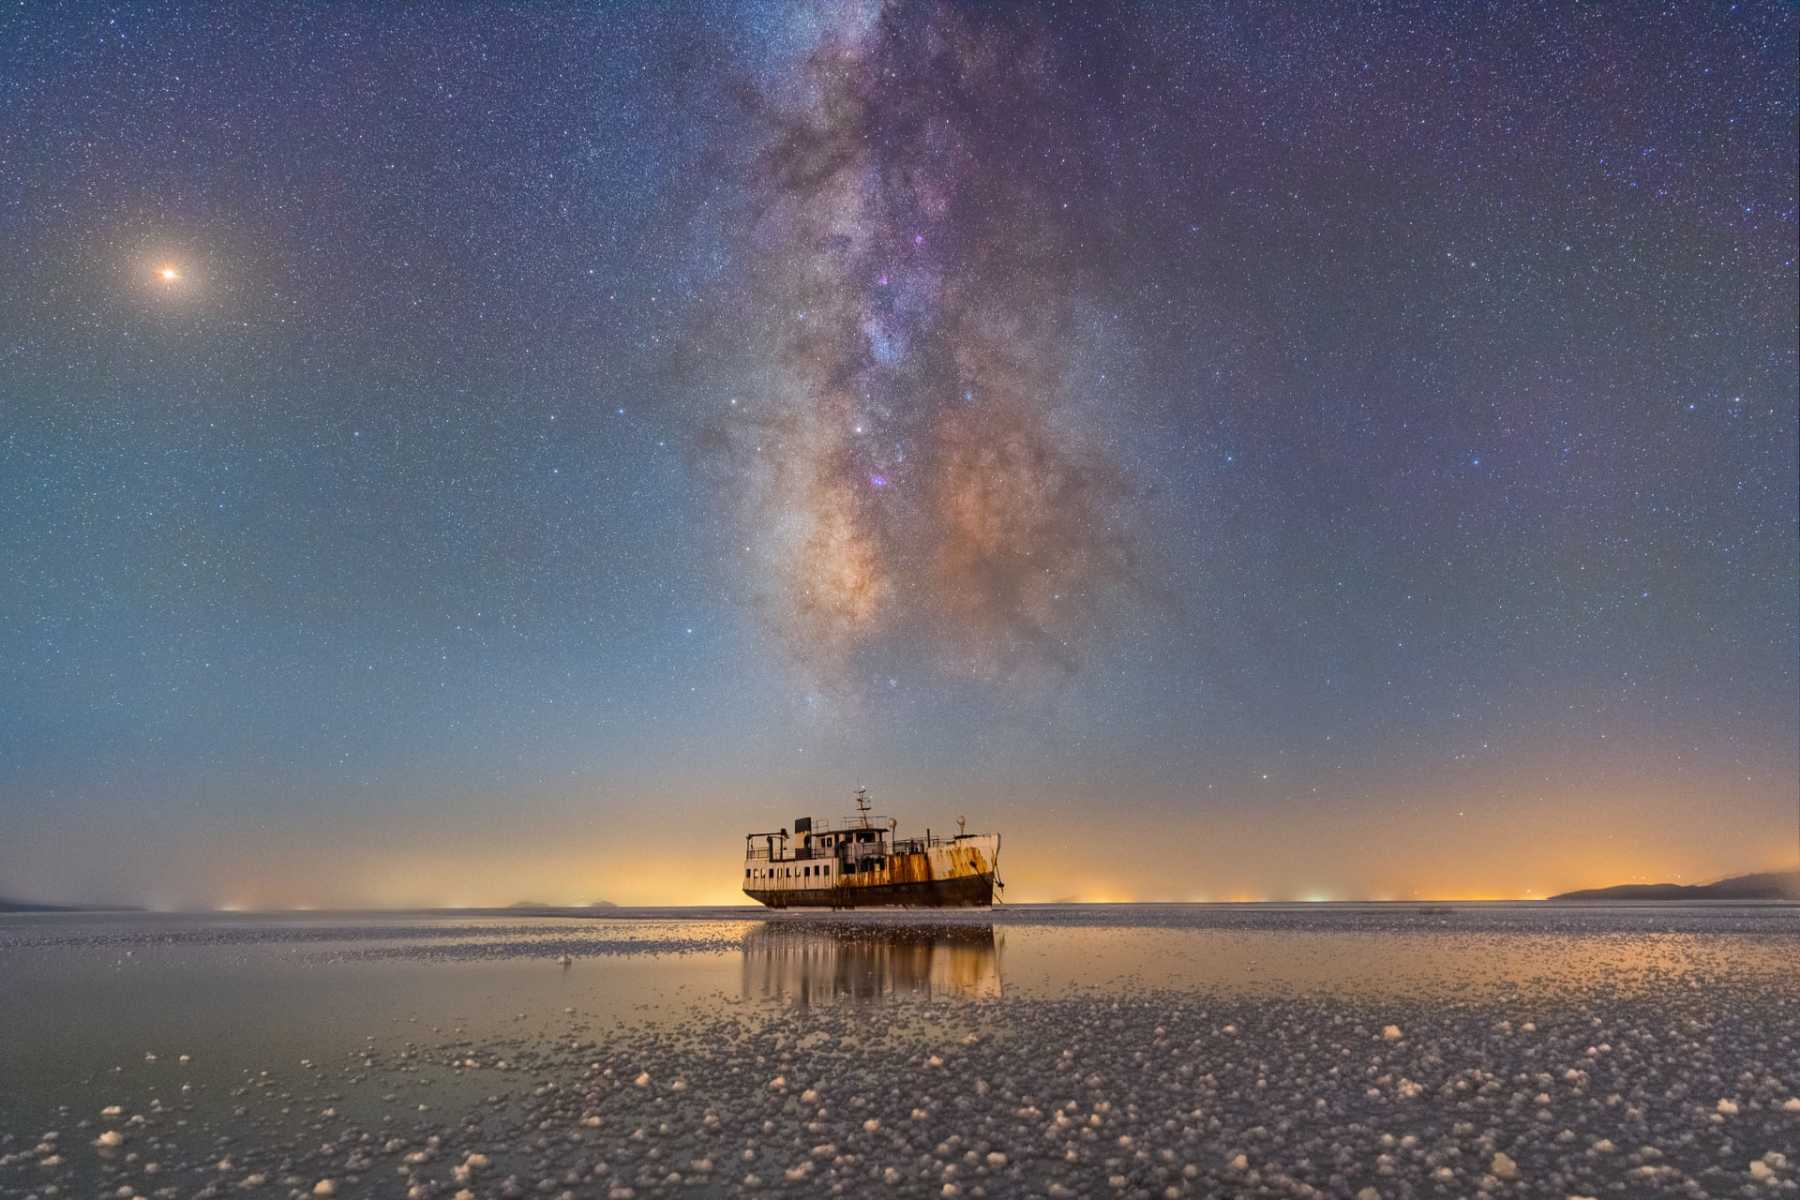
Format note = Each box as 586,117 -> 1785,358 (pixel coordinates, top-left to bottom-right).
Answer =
853,786 -> 872,828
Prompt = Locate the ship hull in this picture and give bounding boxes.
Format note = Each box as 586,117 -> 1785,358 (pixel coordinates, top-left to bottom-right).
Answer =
747,870 -> 994,910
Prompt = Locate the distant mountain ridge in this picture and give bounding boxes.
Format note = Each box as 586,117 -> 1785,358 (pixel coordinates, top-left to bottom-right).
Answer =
502,900 -> 619,910
0,896 -> 144,913
1552,869 -> 1800,901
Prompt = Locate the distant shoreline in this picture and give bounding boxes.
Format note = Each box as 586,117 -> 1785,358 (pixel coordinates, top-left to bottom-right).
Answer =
0,899 -> 145,914
1550,869 -> 1799,902
9,870 -> 1800,914
6,893 -> 1798,915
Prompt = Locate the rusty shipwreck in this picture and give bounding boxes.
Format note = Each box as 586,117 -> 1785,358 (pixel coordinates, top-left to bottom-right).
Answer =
743,788 -> 1002,909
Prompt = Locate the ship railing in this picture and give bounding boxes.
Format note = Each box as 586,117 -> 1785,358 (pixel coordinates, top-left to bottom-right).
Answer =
745,831 -> 983,862
743,845 -> 825,863
891,833 -> 971,854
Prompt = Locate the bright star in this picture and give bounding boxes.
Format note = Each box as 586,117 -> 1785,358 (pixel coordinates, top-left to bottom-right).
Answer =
157,266 -> 181,282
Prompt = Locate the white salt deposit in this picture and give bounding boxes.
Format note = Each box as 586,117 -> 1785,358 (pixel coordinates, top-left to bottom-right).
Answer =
6,906 -> 1798,1200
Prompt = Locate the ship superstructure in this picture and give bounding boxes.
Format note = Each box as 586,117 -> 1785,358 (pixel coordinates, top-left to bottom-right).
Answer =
743,788 -> 1002,909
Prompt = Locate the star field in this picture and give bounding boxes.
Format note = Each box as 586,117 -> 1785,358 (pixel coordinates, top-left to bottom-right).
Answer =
1,2 -> 1794,906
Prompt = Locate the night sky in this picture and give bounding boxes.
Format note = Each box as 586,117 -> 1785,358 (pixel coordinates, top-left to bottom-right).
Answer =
3,3 -> 1795,907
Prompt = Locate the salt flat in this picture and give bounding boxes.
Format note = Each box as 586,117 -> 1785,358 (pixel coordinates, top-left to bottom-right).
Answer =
2,904 -> 1795,1198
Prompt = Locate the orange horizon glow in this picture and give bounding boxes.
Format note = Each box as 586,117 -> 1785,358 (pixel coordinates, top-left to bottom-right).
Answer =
113,840 -> 1798,913
16,767 -> 1795,911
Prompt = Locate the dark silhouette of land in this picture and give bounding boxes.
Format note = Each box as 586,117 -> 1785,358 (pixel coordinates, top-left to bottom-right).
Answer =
0,896 -> 144,913
507,899 -> 618,909
1552,869 -> 1800,901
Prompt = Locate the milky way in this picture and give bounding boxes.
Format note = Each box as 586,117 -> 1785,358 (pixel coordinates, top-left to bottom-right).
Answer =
698,4 -> 1138,683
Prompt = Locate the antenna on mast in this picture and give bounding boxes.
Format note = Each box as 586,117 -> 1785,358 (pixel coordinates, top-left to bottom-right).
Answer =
854,786 -> 872,827
957,815 -> 967,836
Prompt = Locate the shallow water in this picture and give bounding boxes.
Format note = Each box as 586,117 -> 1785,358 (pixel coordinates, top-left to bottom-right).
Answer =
3,903 -> 1796,1197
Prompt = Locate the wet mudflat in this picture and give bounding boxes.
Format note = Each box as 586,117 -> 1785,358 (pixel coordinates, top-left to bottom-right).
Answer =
2,904 -> 1796,1198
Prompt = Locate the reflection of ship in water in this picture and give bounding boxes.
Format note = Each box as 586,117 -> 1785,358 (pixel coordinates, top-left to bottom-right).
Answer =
741,922 -> 1002,1004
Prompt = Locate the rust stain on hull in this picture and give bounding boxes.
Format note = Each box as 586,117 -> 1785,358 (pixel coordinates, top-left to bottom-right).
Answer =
852,846 -> 986,889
